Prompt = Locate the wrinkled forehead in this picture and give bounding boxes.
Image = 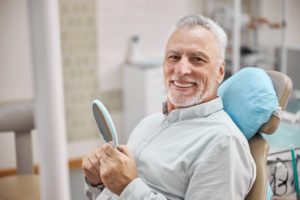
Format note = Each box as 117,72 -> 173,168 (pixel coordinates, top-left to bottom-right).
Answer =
165,27 -> 220,58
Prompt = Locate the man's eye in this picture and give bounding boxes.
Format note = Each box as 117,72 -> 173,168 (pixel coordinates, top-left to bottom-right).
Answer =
191,57 -> 204,63
168,55 -> 180,61
193,57 -> 203,62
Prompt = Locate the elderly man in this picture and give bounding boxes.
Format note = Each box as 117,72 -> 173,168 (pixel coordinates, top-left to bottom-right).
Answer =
82,14 -> 256,200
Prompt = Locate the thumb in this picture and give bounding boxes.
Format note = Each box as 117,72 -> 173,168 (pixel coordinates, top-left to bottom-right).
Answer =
117,145 -> 132,157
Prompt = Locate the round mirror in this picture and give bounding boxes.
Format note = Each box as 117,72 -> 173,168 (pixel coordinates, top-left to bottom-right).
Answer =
92,99 -> 118,147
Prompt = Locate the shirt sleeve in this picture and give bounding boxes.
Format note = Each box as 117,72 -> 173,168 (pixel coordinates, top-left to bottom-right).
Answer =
87,178 -> 169,200
184,135 -> 256,200
119,178 -> 168,200
84,177 -> 104,200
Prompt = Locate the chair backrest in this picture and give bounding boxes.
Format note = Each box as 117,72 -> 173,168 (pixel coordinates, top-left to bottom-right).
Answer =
245,71 -> 292,200
259,71 -> 293,134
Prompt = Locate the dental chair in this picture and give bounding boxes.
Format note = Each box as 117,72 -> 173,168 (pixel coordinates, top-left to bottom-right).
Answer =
0,103 -> 40,199
218,68 -> 292,200
245,70 -> 292,200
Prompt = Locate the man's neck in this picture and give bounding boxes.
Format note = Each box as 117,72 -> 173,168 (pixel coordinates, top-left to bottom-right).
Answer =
165,95 -> 218,114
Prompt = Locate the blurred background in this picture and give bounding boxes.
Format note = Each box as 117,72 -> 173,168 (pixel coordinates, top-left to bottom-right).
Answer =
0,0 -> 299,199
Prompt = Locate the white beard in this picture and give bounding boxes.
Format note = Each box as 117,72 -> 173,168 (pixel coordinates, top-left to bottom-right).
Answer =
166,75 -> 216,107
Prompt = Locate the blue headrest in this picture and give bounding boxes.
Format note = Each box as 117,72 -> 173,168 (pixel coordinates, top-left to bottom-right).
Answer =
218,67 -> 279,140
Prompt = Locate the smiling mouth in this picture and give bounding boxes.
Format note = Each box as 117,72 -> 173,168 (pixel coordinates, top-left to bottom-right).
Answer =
172,81 -> 195,88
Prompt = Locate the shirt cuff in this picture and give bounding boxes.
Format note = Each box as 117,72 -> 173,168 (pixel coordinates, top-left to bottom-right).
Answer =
119,178 -> 152,200
85,177 -> 105,190
84,178 -> 104,199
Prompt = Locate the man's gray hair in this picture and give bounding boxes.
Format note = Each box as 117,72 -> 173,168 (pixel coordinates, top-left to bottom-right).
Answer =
176,15 -> 227,62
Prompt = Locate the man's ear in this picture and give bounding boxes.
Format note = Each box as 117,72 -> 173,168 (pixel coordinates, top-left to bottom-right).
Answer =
217,62 -> 225,85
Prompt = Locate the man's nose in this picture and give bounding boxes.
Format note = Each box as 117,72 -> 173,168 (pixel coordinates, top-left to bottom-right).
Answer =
175,57 -> 191,76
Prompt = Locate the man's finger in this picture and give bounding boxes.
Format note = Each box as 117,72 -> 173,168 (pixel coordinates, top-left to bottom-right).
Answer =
116,145 -> 131,157
95,147 -> 103,160
89,152 -> 100,165
102,143 -> 119,157
82,157 -> 100,180
87,157 -> 101,177
100,151 -> 115,165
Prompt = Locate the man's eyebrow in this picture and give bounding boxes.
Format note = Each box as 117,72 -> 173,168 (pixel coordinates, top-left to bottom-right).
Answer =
166,50 -> 180,55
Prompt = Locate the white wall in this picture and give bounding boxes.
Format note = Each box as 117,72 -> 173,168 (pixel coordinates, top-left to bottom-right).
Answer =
0,0 -> 34,102
0,0 -> 34,170
96,0 -> 203,91
259,0 -> 300,49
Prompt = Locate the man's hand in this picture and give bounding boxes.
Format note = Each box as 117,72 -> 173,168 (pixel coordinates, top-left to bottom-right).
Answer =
100,144 -> 138,195
82,147 -> 103,186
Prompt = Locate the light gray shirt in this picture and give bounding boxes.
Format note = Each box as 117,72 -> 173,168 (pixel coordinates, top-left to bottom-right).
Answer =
85,97 -> 256,200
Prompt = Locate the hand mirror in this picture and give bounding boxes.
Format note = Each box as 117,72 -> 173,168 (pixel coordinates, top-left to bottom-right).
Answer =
92,99 -> 118,147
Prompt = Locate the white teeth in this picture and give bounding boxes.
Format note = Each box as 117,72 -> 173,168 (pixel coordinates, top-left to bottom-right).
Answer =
173,81 -> 194,88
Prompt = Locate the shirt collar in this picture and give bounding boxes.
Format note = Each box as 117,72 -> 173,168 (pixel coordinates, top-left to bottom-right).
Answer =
162,97 -> 223,123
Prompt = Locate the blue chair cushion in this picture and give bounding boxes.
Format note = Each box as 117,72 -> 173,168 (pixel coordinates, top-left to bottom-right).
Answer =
218,67 -> 279,140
